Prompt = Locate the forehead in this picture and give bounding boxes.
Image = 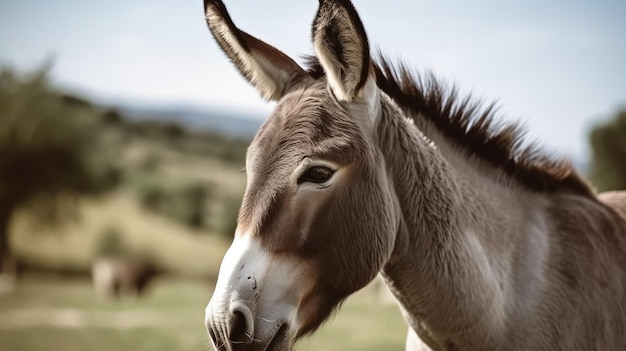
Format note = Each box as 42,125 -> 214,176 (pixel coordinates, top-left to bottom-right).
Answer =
249,83 -> 366,167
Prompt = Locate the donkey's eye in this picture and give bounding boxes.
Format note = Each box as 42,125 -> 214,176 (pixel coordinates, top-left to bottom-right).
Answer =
298,166 -> 334,185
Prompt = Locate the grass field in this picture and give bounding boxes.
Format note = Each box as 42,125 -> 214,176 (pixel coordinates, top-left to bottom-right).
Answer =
2,131 -> 407,350
0,277 -> 406,351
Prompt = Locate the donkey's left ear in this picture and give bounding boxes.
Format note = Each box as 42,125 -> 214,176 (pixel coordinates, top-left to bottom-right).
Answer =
312,0 -> 374,102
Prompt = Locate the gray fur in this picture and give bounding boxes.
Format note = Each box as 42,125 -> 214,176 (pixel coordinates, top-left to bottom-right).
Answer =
203,1 -> 626,350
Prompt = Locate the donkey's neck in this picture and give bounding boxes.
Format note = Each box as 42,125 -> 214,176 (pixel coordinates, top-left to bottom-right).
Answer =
376,99 -> 547,350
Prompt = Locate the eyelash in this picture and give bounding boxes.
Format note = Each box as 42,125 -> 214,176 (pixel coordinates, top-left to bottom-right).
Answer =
297,166 -> 334,185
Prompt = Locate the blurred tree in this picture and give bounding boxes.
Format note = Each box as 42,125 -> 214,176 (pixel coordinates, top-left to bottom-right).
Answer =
588,108 -> 626,192
96,225 -> 126,257
0,66 -> 119,274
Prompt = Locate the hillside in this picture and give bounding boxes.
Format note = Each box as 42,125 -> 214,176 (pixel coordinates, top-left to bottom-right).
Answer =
116,103 -> 265,138
8,93 -> 253,279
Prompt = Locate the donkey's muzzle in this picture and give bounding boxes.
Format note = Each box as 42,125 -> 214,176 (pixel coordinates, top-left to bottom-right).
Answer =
205,235 -> 304,350
206,302 -> 256,350
206,304 -> 291,351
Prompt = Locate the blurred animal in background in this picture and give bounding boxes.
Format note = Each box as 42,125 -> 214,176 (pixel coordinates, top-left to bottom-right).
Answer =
92,257 -> 160,299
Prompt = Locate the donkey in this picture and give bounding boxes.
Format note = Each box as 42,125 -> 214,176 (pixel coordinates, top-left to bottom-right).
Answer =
203,0 -> 626,350
92,257 -> 159,299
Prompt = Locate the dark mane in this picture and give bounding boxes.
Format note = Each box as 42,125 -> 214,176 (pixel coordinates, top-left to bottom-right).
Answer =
305,55 -> 594,198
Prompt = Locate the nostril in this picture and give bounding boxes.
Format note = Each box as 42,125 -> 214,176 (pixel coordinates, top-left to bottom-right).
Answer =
230,311 -> 248,343
229,305 -> 254,345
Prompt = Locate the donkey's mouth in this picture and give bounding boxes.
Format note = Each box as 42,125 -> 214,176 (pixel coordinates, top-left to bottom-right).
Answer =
262,324 -> 290,351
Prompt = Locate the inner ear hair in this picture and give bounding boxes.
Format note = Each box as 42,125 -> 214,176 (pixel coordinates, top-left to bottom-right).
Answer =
204,0 -> 309,101
312,0 -> 372,101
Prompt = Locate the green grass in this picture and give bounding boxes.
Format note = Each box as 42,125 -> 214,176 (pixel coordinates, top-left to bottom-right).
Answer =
0,277 -> 406,351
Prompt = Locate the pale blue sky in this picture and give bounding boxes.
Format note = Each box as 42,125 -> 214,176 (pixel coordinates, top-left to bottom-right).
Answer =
1,0 -> 625,158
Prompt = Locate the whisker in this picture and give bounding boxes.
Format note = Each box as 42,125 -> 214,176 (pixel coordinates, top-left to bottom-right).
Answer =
245,331 -> 262,343
218,324 -> 231,351
229,340 -> 247,344
207,339 -> 216,349
256,316 -> 277,323
214,339 -> 226,351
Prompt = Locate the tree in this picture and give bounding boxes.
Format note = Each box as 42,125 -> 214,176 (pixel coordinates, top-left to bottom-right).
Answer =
588,108 -> 626,192
0,66 -> 118,274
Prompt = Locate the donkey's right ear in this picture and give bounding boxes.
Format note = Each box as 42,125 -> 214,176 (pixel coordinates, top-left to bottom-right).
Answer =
204,0 -> 311,101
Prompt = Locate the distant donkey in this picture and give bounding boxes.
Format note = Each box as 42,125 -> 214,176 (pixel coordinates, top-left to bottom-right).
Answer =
92,258 -> 159,298
202,0 -> 626,350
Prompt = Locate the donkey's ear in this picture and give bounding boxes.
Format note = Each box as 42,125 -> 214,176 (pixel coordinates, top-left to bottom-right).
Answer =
312,0 -> 373,102
204,0 -> 310,101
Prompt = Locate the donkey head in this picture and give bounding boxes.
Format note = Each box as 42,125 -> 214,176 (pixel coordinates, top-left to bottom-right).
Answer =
204,1 -> 401,349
